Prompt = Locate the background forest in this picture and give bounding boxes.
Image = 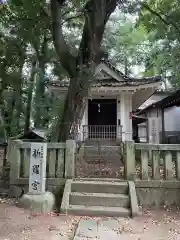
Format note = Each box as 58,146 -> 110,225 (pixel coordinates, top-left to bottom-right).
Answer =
0,0 -> 179,141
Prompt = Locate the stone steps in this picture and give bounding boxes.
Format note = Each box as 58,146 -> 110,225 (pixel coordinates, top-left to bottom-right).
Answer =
83,142 -> 123,163
67,205 -> 130,217
84,148 -> 121,160
71,180 -> 128,194
69,192 -> 130,208
84,140 -> 119,146
61,179 -> 139,218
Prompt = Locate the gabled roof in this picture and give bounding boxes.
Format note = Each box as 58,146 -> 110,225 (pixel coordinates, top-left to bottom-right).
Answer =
138,90 -> 172,110
18,129 -> 47,140
46,59 -> 162,89
101,59 -> 161,82
137,89 -> 180,115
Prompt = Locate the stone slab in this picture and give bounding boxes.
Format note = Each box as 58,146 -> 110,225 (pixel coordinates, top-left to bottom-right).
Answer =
74,219 -> 122,240
74,219 -> 98,238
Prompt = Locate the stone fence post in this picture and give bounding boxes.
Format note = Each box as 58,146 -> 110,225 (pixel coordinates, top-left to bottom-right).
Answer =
65,140 -> 76,178
124,141 -> 136,180
19,142 -> 55,214
8,139 -> 22,185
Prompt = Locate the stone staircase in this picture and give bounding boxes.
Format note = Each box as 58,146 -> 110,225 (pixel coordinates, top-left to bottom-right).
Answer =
84,144 -> 122,162
85,139 -> 119,146
77,140 -> 124,178
61,179 -> 139,217
84,140 -> 123,161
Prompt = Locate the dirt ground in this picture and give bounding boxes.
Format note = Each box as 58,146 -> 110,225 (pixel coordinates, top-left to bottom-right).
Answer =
0,200 -> 180,239
0,201 -> 81,240
117,206 -> 180,239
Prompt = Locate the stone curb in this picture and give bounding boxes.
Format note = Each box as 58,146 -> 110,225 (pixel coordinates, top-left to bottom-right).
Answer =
61,179 -> 73,214
128,181 -> 139,217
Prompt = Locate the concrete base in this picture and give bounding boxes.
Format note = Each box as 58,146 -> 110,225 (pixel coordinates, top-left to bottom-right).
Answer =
18,191 -> 55,214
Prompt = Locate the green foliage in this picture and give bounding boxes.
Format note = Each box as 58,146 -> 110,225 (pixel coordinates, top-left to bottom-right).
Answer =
104,16 -> 149,74
1,0 -> 180,141
138,0 -> 180,86
0,0 -> 65,140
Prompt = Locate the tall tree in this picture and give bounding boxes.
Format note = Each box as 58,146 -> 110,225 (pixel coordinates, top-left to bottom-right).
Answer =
50,0 -> 119,141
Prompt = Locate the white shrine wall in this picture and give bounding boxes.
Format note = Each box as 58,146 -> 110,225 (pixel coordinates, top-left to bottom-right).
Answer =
80,92 -> 133,141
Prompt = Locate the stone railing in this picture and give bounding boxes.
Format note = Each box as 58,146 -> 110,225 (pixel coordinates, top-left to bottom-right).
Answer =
125,141 -> 180,181
8,140 -> 76,191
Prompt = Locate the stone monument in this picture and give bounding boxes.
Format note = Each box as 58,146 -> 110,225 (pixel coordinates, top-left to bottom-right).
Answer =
19,142 -> 55,214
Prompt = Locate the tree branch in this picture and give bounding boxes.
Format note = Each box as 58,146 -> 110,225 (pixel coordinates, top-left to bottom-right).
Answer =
78,0 -> 118,65
62,13 -> 84,24
51,0 -> 76,77
141,3 -> 180,38
160,11 -> 180,36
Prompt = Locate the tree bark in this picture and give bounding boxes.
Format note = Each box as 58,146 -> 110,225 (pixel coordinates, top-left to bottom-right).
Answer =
0,62 -> 9,140
51,0 -> 118,141
13,58 -> 26,133
24,60 -> 36,133
57,67 -> 93,141
34,33 -> 48,129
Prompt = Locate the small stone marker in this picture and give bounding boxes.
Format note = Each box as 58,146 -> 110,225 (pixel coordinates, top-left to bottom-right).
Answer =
19,142 -> 55,214
29,142 -> 47,193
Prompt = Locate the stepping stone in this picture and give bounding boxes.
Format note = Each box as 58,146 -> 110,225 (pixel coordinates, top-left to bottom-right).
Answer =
74,219 -> 98,239
73,219 -> 121,240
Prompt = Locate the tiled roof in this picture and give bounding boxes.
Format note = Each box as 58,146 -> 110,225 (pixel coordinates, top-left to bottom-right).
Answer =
137,89 -> 180,114
101,59 -> 161,82
47,77 -> 161,88
46,59 -> 162,88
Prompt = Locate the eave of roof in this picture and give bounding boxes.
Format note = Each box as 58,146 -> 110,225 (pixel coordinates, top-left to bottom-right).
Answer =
132,115 -> 147,124
47,78 -> 161,88
137,89 -> 180,115
46,59 -> 162,89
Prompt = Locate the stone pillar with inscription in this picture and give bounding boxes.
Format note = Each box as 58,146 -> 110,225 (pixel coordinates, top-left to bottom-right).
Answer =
19,142 -> 55,214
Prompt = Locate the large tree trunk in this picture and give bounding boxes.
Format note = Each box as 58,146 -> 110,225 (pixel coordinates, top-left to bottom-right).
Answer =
0,62 -> 9,140
13,58 -> 25,133
0,67 -> 8,141
51,0 -> 118,141
34,34 -> 48,129
24,60 -> 36,133
57,68 -> 93,141
34,60 -> 46,129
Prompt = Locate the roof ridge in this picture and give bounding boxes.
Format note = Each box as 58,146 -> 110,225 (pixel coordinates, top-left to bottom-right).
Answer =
100,58 -> 130,80
100,58 -> 162,82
